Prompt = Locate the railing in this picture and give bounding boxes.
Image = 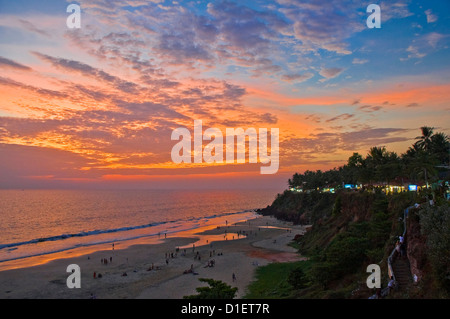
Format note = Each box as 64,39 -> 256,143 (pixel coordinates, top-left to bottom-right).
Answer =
385,205 -> 410,295
370,205 -> 411,298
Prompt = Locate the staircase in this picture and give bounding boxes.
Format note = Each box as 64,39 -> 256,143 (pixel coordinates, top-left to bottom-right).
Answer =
382,205 -> 414,297
392,257 -> 412,290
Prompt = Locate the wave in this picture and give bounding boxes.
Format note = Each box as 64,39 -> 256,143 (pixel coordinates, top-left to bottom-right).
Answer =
0,209 -> 257,253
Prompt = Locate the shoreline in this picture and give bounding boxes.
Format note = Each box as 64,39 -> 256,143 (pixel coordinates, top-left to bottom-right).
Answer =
0,215 -> 308,299
0,210 -> 258,272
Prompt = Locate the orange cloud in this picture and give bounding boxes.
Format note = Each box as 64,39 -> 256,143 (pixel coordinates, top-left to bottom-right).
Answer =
358,83 -> 450,108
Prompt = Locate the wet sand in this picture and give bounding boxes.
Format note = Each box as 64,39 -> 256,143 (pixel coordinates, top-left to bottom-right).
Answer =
0,215 -> 308,299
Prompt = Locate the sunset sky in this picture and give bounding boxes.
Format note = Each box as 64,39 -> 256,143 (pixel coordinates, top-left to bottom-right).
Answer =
0,0 -> 449,190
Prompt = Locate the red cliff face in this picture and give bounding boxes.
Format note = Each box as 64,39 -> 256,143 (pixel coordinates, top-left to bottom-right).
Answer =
340,192 -> 375,222
406,213 -> 427,283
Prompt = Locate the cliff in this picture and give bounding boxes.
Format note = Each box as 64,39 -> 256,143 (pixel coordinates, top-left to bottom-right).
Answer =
258,189 -> 450,298
406,212 -> 427,284
257,190 -> 336,225
408,204 -> 450,298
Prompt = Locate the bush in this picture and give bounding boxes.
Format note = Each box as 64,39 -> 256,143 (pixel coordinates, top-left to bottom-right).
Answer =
325,236 -> 369,274
184,278 -> 238,299
309,262 -> 339,288
332,195 -> 342,216
419,204 -> 450,293
366,247 -> 384,263
287,267 -> 309,289
308,222 -> 371,287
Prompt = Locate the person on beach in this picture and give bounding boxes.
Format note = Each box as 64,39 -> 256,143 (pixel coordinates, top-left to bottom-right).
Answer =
395,241 -> 401,256
232,273 -> 236,282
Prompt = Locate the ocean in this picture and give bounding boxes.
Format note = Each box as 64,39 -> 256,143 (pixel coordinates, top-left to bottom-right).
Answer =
0,188 -> 280,270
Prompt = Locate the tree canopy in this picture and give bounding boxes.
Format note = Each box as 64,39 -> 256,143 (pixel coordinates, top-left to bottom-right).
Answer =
183,278 -> 238,299
289,127 -> 450,190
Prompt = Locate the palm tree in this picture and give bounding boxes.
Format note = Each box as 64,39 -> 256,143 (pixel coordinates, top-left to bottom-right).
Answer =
408,150 -> 438,188
414,126 -> 434,151
347,152 -> 364,168
367,146 -> 387,165
366,147 -> 387,184
430,132 -> 450,166
409,127 -> 450,186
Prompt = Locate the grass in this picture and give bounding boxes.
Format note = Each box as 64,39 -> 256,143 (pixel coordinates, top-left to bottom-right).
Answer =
243,260 -> 313,299
246,192 -> 442,299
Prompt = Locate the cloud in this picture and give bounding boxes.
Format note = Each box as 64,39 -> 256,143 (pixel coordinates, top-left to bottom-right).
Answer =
0,56 -> 32,71
208,0 -> 289,51
319,67 -> 343,82
281,72 -> 314,83
1,0 -> 448,186
425,9 -> 438,23
220,111 -> 278,127
157,27 -> 215,64
381,2 -> 414,22
67,0 -> 292,80
0,143 -> 94,188
280,126 -> 410,167
326,113 -> 354,123
359,105 -> 382,113
32,52 -> 140,93
61,0 -> 417,87
206,0 -> 291,77
424,32 -> 446,48
339,128 -> 410,150
277,0 -> 366,55
18,19 -> 51,37
352,58 -> 369,65
223,82 -> 247,100
405,45 -> 426,59
0,54 -> 279,174
402,32 -> 447,60
0,106 -> 180,166
0,76 -> 68,99
358,105 -> 383,112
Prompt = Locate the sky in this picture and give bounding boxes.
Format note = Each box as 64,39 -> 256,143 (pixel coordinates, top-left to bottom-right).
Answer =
0,0 -> 449,190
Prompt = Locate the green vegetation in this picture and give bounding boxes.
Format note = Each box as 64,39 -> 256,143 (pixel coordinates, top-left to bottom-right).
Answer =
251,192 -> 424,299
244,260 -> 313,299
183,278 -> 238,299
265,191 -> 336,224
297,193 -> 413,297
418,204 -> 450,294
287,126 -> 449,192
251,127 -> 450,299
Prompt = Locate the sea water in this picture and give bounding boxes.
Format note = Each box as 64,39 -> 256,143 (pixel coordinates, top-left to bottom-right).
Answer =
0,189 -> 279,270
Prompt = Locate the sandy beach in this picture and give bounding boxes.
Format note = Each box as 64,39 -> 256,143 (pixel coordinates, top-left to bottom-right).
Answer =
0,215 -> 307,299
